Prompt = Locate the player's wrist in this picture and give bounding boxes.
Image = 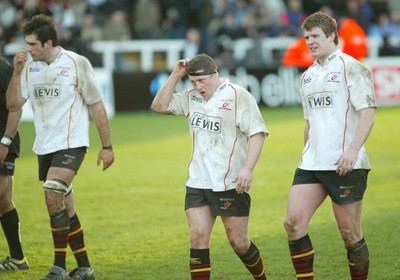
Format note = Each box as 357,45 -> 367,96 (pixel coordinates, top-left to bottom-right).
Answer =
0,135 -> 13,147
102,145 -> 113,151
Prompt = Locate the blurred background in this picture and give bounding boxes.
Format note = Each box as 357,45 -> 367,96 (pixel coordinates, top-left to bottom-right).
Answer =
1,0 -> 399,118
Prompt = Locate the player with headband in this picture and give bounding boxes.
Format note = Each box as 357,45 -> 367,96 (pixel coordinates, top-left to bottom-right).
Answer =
152,53 -> 269,280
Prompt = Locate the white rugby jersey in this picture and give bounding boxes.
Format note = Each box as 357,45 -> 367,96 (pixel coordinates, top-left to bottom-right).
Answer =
21,47 -> 103,155
299,49 -> 376,170
168,79 -> 268,192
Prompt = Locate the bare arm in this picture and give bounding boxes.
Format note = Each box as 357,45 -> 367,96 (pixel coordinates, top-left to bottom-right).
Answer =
89,101 -> 114,170
4,110 -> 22,139
234,132 -> 266,193
151,59 -> 188,113
0,110 -> 22,167
6,51 -> 28,111
336,107 -> 376,175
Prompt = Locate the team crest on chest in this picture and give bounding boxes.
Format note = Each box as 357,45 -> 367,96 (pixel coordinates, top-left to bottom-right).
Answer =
218,98 -> 234,111
57,66 -> 70,77
327,72 -> 341,83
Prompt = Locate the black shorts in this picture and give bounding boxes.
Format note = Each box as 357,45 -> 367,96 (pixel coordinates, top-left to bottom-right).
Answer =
292,168 -> 369,205
0,154 -> 17,176
38,147 -> 87,181
184,186 -> 251,217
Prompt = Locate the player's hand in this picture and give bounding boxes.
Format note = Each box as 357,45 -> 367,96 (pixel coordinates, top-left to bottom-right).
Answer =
97,149 -> 114,171
335,148 -> 358,176
233,168 -> 253,194
172,58 -> 189,78
13,51 -> 27,74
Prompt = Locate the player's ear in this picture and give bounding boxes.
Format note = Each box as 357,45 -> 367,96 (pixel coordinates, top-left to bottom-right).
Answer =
44,40 -> 53,48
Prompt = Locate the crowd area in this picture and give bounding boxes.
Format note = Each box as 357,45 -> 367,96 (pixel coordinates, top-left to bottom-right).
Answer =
1,0 -> 400,69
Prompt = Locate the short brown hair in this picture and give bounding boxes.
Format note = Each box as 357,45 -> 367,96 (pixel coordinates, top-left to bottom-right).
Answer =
301,11 -> 338,45
187,54 -> 218,76
22,14 -> 59,46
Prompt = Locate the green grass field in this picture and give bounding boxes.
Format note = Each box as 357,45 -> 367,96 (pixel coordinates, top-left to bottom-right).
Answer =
1,105 -> 399,279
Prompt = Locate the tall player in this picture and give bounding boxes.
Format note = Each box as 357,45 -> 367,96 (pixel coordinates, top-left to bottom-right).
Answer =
0,57 -> 28,272
6,14 -> 114,280
283,11 -> 376,279
152,53 -> 269,280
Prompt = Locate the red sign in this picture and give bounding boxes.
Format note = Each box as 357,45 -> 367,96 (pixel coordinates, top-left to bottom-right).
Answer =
367,58 -> 400,106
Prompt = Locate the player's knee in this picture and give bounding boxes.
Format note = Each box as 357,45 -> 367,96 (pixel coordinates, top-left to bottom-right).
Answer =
227,234 -> 249,255
42,179 -> 72,194
231,240 -> 249,255
0,179 -> 14,213
190,233 -> 210,248
337,223 -> 358,243
284,217 -> 297,233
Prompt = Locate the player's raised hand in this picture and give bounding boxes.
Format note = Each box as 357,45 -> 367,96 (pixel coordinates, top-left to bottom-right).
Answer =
172,58 -> 189,78
13,51 -> 27,74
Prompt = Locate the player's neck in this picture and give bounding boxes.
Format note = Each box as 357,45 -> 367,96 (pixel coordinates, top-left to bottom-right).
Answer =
45,46 -> 61,65
317,46 -> 339,66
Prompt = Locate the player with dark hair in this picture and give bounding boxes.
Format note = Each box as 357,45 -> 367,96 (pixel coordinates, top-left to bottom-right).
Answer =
0,57 -> 28,272
152,53 -> 269,280
283,11 -> 376,279
6,14 -> 114,280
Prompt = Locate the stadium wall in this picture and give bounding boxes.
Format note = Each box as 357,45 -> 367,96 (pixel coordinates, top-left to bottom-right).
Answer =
4,37 -> 400,120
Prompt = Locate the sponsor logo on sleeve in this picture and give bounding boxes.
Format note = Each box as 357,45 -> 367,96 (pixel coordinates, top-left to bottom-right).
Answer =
304,77 -> 312,84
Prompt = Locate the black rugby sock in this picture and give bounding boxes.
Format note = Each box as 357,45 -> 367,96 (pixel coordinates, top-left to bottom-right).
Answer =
347,238 -> 369,280
238,241 -> 267,280
1,208 -> 24,260
69,213 -> 91,267
288,234 -> 314,279
50,209 -> 69,269
190,248 -> 211,280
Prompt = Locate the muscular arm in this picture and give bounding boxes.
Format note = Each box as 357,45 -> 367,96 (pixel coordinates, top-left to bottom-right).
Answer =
336,107 -> 376,174
348,107 -> 376,152
89,101 -> 114,170
244,132 -> 266,172
6,51 -> 28,111
235,132 -> 266,193
4,110 -> 22,138
151,59 -> 188,113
